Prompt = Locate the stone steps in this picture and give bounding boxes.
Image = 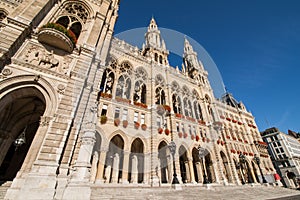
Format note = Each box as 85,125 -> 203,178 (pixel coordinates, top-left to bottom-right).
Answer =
91,184 -> 300,200
0,181 -> 12,200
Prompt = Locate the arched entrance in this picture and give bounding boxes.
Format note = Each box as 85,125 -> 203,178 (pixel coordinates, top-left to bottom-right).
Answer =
104,135 -> 124,183
179,145 -> 189,183
192,147 -> 200,183
128,138 -> 144,183
0,87 -> 46,182
158,141 -> 170,183
220,151 -> 230,182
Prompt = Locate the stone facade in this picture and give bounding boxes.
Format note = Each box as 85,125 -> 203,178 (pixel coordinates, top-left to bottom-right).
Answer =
0,0 -> 276,199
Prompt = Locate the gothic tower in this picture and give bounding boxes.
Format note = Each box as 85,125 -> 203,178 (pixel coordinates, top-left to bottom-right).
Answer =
0,0 -> 120,199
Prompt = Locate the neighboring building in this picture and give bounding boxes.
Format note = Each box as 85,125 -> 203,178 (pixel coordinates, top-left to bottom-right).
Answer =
0,1 -> 276,199
262,127 -> 300,188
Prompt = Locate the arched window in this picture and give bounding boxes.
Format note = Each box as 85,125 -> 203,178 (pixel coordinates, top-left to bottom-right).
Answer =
116,74 -> 131,99
155,75 -> 166,105
172,94 -> 182,114
115,62 -> 132,99
134,67 -> 148,104
155,87 -> 165,105
155,53 -> 158,62
100,68 -> 115,94
192,90 -> 203,120
183,97 -> 193,117
55,2 -> 89,40
134,80 -> 146,104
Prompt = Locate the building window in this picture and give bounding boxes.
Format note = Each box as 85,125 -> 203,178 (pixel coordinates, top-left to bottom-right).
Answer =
101,104 -> 108,116
134,111 -> 139,123
188,125 -> 192,135
122,109 -> 128,121
181,123 -> 185,133
141,113 -> 145,124
176,122 -> 180,132
114,107 -> 120,119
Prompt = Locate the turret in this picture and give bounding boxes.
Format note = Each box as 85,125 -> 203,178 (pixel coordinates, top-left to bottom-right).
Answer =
142,17 -> 169,65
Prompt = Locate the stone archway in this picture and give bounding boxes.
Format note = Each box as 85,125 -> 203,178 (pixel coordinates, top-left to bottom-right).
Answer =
104,134 -> 124,183
128,138 -> 144,183
0,87 -> 46,182
220,151 -> 230,182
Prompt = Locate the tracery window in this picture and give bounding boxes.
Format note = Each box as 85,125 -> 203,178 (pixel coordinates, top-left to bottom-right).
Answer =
172,94 -> 182,114
182,86 -> 193,118
192,90 -> 203,120
100,68 -> 115,94
171,81 -> 182,114
134,80 -> 146,103
155,75 -> 166,105
55,2 -> 89,40
116,74 -> 131,99
183,97 -> 193,117
134,68 -> 147,104
115,62 -> 132,99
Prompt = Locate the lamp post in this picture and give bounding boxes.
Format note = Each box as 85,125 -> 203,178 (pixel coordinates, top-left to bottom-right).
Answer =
198,145 -> 209,184
254,154 -> 268,184
168,141 -> 179,184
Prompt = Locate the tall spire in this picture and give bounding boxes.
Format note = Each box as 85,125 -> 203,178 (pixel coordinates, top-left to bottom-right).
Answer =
183,37 -> 204,75
143,17 -> 169,65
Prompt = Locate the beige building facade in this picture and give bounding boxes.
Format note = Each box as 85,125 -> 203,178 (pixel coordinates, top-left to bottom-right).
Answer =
0,0 -> 276,199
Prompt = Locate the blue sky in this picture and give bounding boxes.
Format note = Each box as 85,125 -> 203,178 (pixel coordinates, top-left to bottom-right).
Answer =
113,0 -> 300,133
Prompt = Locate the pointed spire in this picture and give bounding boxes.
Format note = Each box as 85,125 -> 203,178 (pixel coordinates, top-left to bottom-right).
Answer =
148,16 -> 158,31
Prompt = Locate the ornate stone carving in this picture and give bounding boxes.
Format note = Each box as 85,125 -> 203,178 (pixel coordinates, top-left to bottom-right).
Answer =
22,45 -> 71,75
40,116 -> 51,126
57,84 -> 66,94
2,68 -> 12,76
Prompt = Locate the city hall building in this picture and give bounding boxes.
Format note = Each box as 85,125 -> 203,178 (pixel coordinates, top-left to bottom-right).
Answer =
0,0 -> 276,199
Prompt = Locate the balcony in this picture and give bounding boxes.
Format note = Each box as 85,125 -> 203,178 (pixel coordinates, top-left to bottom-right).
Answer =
38,23 -> 76,53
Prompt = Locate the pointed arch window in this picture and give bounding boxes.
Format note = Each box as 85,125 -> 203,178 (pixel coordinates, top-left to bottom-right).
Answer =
183,97 -> 193,118
100,68 -> 115,94
54,2 -> 89,41
116,74 -> 131,99
134,81 -> 146,104
155,87 -> 165,105
193,100 -> 203,120
172,94 -> 182,114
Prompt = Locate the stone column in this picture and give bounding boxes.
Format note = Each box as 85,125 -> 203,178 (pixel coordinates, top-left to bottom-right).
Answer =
131,155 -> 138,183
90,151 -> 99,183
188,159 -> 196,183
185,161 -> 190,183
73,130 -> 96,181
95,150 -> 107,183
111,153 -> 119,183
122,152 -> 130,184
143,153 -> 150,184
167,155 -> 173,183
196,162 -> 203,183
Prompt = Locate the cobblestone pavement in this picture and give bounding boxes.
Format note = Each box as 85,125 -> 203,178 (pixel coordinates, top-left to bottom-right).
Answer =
91,184 -> 300,200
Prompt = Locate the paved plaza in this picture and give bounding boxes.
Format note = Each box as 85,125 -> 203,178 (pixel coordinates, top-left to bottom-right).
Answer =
91,184 -> 300,200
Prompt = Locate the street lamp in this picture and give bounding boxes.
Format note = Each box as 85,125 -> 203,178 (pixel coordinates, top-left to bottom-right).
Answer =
168,141 -> 179,184
254,154 -> 268,184
198,145 -> 209,184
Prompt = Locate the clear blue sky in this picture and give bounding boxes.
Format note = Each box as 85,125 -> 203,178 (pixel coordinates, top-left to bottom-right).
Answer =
114,0 -> 300,133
